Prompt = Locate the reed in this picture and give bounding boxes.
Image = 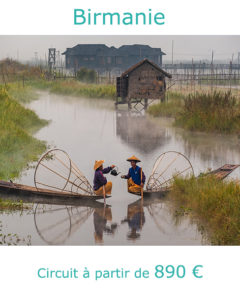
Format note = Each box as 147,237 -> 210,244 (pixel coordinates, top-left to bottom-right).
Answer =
175,91 -> 240,133
171,175 -> 240,245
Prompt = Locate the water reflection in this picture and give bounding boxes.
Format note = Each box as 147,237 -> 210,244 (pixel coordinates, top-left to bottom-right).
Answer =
93,207 -> 118,244
174,128 -> 240,171
121,199 -> 145,240
116,110 -> 170,154
34,200 -> 111,245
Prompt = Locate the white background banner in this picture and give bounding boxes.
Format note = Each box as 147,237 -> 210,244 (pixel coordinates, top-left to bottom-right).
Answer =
0,0 -> 239,35
0,246 -> 238,299
0,1 -> 240,299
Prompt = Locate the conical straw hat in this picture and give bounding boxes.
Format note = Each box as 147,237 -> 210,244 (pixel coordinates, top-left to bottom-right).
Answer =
127,155 -> 141,162
94,160 -> 105,170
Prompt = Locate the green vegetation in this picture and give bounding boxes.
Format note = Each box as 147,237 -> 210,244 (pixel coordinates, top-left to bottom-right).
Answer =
0,86 -> 48,179
0,198 -> 32,211
6,83 -> 38,103
148,99 -> 183,118
0,219 -> 31,245
30,79 -> 116,100
149,90 -> 240,134
148,91 -> 184,118
175,91 -> 240,133
171,175 -> 240,245
76,67 -> 97,83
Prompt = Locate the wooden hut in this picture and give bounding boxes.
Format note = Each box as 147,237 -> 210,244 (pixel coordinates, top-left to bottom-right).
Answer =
116,59 -> 172,107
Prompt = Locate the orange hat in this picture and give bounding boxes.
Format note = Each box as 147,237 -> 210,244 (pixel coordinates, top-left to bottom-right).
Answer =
94,160 -> 104,170
127,155 -> 141,163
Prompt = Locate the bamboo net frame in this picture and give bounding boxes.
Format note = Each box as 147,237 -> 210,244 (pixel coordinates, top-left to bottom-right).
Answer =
146,151 -> 194,192
34,149 -> 94,196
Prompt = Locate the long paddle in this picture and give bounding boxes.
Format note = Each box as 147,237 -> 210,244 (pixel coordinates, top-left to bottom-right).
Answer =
140,168 -> 143,228
103,184 -> 106,215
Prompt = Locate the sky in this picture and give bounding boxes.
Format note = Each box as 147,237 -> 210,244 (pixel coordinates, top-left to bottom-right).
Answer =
0,35 -> 239,63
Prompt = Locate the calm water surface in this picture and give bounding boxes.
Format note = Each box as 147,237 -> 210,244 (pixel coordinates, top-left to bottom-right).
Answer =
1,91 -> 240,245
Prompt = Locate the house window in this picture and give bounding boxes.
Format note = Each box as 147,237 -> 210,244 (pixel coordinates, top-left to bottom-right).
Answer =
90,57 -> 95,61
107,57 -> 112,64
83,57 -> 89,61
116,57 -> 123,64
156,75 -> 163,81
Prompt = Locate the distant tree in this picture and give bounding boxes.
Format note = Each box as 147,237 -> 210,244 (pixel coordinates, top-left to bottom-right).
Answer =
76,67 -> 97,83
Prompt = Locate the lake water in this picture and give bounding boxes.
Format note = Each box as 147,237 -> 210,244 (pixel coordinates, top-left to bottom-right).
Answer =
1,91 -> 240,245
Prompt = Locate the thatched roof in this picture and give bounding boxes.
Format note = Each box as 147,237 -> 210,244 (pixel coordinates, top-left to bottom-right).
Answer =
121,59 -> 172,78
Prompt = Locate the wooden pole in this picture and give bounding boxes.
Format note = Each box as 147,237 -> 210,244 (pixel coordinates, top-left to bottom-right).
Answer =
140,168 -> 143,229
140,168 -> 143,203
103,184 -> 106,214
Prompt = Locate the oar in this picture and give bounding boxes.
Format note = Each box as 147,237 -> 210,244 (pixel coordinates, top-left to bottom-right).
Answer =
103,184 -> 106,215
140,168 -> 144,228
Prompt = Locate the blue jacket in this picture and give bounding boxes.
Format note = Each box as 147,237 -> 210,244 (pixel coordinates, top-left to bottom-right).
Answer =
125,166 -> 145,185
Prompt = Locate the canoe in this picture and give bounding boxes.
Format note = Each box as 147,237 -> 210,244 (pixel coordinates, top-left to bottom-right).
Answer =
128,188 -> 169,198
0,180 -> 108,204
208,164 -> 240,180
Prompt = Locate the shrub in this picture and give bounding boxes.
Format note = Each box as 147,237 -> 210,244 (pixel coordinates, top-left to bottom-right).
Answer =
76,67 -> 97,83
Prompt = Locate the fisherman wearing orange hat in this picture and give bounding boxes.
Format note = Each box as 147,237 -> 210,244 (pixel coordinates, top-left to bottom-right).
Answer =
93,160 -> 115,196
121,155 -> 145,194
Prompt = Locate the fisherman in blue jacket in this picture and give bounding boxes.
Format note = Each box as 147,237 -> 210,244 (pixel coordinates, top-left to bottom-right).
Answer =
121,155 -> 145,194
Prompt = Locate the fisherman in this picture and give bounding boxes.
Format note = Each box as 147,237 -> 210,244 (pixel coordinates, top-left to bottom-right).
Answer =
93,160 -> 115,196
121,155 -> 145,194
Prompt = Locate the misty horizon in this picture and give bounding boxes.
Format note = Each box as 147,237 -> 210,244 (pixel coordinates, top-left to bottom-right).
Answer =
0,35 -> 239,64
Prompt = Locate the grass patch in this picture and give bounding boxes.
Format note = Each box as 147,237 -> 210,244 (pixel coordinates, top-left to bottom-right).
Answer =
0,86 -> 48,179
175,91 -> 240,133
30,79 -> 116,100
171,175 -> 240,245
148,91 -> 184,118
6,82 -> 38,103
148,99 -> 183,118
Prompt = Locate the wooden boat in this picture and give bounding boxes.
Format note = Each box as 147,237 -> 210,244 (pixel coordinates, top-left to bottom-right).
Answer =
0,180 -> 108,205
128,188 -> 169,198
128,164 -> 240,199
208,164 -> 240,180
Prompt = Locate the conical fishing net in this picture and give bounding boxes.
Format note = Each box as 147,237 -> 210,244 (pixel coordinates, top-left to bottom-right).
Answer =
146,151 -> 194,192
34,149 -> 94,196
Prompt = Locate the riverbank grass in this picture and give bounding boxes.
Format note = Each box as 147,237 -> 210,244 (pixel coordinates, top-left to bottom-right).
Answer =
30,79 -> 116,100
175,91 -> 240,133
0,87 -> 48,179
171,175 -> 240,245
149,90 -> 240,133
148,91 -> 184,118
6,82 -> 38,103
